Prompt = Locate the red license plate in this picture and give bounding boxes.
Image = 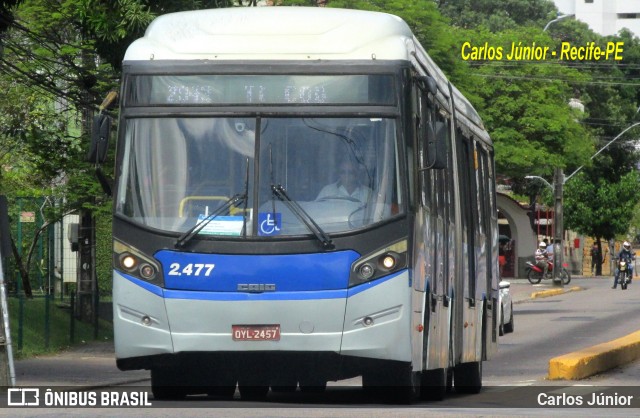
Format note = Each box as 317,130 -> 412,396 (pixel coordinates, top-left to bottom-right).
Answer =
232,324 -> 281,341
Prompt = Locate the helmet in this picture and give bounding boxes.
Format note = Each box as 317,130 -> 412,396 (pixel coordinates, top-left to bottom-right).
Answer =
623,241 -> 631,250
539,242 -> 547,249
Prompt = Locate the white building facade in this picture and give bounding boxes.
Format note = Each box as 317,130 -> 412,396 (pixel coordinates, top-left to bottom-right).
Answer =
552,0 -> 640,36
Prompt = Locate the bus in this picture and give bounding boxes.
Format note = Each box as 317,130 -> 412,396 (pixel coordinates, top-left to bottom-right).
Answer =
94,6 -> 499,402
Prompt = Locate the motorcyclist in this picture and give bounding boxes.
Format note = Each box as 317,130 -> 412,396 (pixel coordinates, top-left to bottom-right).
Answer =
535,241 -> 550,278
613,241 -> 635,289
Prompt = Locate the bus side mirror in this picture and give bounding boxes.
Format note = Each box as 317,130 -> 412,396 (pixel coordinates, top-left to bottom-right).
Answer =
425,118 -> 447,170
417,75 -> 437,96
87,114 -> 111,164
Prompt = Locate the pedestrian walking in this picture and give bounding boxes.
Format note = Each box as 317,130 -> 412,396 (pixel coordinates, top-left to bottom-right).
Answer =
590,243 -> 601,276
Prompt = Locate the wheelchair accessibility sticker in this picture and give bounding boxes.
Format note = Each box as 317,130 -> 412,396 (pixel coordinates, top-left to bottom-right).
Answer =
258,212 -> 281,236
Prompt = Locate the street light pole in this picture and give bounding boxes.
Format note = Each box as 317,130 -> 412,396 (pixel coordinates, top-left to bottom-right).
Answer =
553,168 -> 564,286
564,122 -> 640,182
543,14 -> 575,31
525,174 -> 564,286
524,175 -> 553,191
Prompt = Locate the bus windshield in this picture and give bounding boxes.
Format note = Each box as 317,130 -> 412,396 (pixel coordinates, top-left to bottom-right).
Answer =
115,116 -> 402,237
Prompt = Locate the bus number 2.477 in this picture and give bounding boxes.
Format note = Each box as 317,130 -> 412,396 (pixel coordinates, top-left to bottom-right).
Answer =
168,263 -> 215,276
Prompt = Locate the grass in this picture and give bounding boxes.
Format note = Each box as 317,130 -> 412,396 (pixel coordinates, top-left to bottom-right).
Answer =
6,295 -> 113,359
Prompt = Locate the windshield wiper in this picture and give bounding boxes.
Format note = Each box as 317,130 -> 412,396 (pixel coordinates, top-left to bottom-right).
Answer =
271,184 -> 334,250
175,193 -> 246,248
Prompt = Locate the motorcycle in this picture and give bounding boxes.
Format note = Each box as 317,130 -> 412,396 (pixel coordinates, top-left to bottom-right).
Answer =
617,259 -> 632,290
525,260 -> 571,285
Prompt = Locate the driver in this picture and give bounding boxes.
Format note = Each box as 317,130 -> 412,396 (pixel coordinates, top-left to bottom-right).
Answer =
316,159 -> 371,204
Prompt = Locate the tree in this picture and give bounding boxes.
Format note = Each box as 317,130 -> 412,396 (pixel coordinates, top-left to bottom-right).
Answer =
437,0 -> 558,32
0,0 -> 257,298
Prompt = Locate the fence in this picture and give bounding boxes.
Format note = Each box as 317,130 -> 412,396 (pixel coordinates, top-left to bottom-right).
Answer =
8,293 -> 112,357
2,196 -> 112,357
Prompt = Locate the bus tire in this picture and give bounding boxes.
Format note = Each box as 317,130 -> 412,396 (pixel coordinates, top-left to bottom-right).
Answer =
420,368 -> 446,401
454,361 -> 482,394
387,363 -> 420,404
299,378 -> 327,393
238,383 -> 269,400
151,368 -> 187,400
271,380 -> 297,393
503,302 -> 514,334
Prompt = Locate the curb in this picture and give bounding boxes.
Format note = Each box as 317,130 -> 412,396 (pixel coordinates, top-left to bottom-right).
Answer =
530,286 -> 583,299
548,330 -> 640,380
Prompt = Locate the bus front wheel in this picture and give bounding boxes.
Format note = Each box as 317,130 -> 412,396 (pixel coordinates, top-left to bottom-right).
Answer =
151,368 -> 187,400
420,368 -> 446,401
454,361 -> 482,394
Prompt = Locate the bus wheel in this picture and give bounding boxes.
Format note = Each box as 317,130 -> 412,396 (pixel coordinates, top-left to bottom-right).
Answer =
362,371 -> 382,397
299,377 -> 327,393
363,364 -> 418,403
454,361 -> 482,394
271,376 -> 298,393
206,377 -> 237,399
238,383 -> 269,400
151,368 -> 187,400
207,384 -> 236,399
386,363 -> 420,404
420,368 -> 446,401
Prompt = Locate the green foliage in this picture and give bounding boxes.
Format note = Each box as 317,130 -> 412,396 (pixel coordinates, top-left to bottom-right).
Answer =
564,171 -> 640,240
79,0 -> 237,69
96,214 -> 112,295
8,296 -> 113,359
438,0 -> 558,32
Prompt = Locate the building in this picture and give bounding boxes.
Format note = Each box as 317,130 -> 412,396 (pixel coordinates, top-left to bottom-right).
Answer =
552,0 -> 640,36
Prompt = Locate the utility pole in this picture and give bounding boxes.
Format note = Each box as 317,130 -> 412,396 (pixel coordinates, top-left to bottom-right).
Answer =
75,40 -> 98,324
76,210 -> 96,323
0,195 -> 15,386
553,168 -> 564,287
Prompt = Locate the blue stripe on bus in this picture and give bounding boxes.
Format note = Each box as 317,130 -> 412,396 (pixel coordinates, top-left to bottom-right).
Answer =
163,288 -> 348,301
154,250 -> 361,292
117,269 -> 406,301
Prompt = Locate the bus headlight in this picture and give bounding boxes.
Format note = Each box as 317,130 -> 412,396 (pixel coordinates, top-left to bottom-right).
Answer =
120,254 -> 137,271
381,254 -> 396,269
114,240 -> 163,285
359,263 -> 375,280
349,240 -> 407,287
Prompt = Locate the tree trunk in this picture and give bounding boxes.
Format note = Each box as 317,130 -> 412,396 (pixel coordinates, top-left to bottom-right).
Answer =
10,235 -> 32,298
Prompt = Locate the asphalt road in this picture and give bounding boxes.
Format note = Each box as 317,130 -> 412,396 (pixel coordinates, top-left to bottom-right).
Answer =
4,275 -> 640,416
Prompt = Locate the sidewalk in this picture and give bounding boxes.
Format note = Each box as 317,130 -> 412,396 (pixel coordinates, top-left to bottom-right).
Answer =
13,341 -> 149,388
505,274 -> 603,303
502,274 -> 640,380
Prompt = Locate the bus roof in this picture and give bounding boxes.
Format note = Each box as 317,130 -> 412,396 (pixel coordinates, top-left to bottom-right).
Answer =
124,7 -> 415,62
123,7 -> 487,138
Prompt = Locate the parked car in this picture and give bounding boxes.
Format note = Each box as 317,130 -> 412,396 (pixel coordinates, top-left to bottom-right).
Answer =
498,280 -> 514,336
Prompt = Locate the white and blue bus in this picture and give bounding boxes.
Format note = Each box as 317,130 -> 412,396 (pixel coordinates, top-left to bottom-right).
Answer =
99,6 -> 498,402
